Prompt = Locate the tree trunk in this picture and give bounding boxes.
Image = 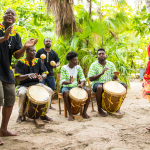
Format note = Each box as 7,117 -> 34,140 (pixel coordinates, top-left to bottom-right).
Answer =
44,0 -> 76,37
89,0 -> 92,18
145,0 -> 150,14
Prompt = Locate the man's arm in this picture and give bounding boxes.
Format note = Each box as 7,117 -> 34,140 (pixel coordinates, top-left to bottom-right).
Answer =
62,76 -> 73,85
14,38 -> 38,59
0,26 -> 13,44
89,67 -> 109,81
16,73 -> 38,81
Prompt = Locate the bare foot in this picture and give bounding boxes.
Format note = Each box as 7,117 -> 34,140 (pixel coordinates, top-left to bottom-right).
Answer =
99,109 -> 107,117
68,115 -> 74,121
146,127 -> 150,130
0,138 -> 4,145
82,113 -> 90,119
0,130 -> 19,137
40,115 -> 53,121
16,115 -> 22,123
49,106 -> 56,110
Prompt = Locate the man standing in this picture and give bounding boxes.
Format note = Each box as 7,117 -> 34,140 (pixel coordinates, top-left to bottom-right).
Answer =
0,8 -> 37,145
88,48 -> 127,117
60,51 -> 91,121
15,46 -> 53,123
36,38 -> 60,109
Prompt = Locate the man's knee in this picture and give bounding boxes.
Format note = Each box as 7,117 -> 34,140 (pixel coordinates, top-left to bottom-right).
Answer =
97,85 -> 103,92
18,90 -> 27,98
86,88 -> 91,93
64,91 -> 69,97
123,84 -> 127,90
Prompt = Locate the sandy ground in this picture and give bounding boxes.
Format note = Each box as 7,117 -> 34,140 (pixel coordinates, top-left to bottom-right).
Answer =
1,80 -> 150,150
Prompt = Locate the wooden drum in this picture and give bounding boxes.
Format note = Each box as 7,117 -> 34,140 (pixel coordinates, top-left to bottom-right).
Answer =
102,81 -> 126,113
24,85 -> 51,119
69,87 -> 88,115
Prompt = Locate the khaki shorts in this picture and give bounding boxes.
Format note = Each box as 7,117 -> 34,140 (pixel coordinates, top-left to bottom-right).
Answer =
0,80 -> 16,106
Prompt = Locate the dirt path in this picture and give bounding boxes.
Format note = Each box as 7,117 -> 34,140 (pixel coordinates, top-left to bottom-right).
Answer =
1,80 -> 150,150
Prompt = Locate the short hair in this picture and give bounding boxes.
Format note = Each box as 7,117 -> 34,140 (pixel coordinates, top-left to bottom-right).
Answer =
26,46 -> 35,51
97,48 -> 106,54
66,51 -> 78,61
44,38 -> 51,43
4,8 -> 16,16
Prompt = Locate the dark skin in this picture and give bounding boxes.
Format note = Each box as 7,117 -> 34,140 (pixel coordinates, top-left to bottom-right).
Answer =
43,38 -> 60,109
62,57 -> 91,121
16,47 -> 53,123
0,9 -> 37,145
89,51 -> 127,116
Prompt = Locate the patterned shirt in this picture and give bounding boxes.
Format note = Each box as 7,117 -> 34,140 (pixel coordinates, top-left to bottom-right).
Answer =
88,60 -> 116,88
15,58 -> 48,87
60,64 -> 86,87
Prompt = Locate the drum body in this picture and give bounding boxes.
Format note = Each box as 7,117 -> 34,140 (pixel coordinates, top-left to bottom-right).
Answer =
69,87 -> 88,115
24,85 -> 51,119
102,81 -> 126,113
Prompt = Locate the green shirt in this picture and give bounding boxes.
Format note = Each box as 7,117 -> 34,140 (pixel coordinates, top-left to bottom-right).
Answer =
60,64 -> 86,87
88,60 -> 116,88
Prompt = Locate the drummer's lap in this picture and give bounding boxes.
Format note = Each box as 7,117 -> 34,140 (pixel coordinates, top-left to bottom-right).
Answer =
37,83 -> 53,95
61,86 -> 87,95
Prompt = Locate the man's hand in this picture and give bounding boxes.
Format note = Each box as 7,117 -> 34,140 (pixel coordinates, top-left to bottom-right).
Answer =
24,38 -> 38,48
41,59 -> 44,63
70,76 -> 73,84
78,84 -> 83,88
53,65 -> 57,68
36,75 -> 43,82
4,26 -> 13,40
27,73 -> 38,79
102,67 -> 109,75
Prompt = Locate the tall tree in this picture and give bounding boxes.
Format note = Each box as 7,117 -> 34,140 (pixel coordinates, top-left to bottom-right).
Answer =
44,0 -> 76,37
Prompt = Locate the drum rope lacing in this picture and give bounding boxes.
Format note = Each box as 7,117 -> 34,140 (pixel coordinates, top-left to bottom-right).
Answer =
25,98 -> 49,118
71,100 -> 86,114
41,101 -> 49,116
31,103 -> 39,118
102,90 -> 126,113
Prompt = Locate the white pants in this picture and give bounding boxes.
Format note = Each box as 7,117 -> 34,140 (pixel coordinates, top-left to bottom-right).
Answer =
16,83 -> 53,116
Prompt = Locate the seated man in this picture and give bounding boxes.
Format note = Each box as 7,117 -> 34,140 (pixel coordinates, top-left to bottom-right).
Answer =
15,46 -> 53,123
60,51 -> 91,121
88,48 -> 127,117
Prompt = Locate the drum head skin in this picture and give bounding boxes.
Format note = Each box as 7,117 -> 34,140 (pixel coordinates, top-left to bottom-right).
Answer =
103,81 -> 126,95
69,87 -> 88,102
27,85 -> 50,104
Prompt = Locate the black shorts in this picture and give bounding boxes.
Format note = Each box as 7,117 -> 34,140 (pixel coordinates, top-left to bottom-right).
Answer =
93,82 -> 126,92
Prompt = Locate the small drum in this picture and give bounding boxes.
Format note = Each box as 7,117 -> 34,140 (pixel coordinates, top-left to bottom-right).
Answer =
69,87 -> 88,115
24,85 -> 51,119
102,81 -> 126,113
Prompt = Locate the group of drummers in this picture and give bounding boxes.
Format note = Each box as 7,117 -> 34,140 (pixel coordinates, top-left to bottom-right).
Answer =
0,8 -> 128,145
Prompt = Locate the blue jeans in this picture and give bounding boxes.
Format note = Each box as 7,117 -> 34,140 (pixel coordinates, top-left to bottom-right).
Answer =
42,76 -> 56,90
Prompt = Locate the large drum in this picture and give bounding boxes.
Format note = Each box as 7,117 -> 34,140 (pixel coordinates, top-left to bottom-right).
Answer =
24,85 -> 51,119
69,87 -> 88,115
102,81 -> 126,113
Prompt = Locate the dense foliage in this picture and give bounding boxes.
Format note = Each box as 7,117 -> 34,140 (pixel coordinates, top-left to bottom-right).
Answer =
1,0 -> 150,86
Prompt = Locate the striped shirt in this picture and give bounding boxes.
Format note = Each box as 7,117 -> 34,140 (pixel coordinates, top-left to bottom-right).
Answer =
60,64 -> 85,87
88,60 -> 116,88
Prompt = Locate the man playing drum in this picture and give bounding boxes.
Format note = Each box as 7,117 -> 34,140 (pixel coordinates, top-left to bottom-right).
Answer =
15,46 -> 53,123
60,51 -> 91,121
0,8 -> 37,145
88,48 -> 127,117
